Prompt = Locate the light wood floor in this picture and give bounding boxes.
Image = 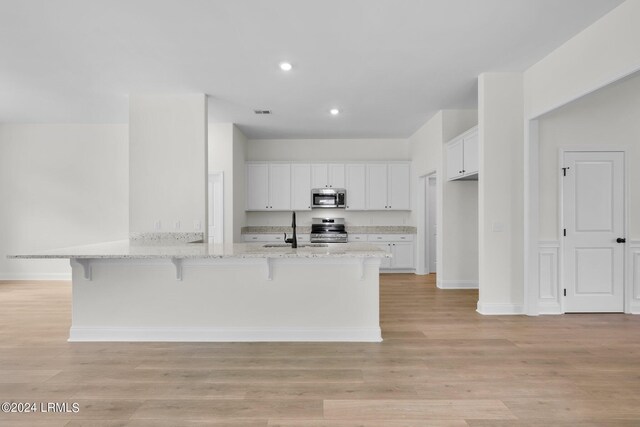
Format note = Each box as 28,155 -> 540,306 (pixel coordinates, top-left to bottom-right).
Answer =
2,274 -> 640,426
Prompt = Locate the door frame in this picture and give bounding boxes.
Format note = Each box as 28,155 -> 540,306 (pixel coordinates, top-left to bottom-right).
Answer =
557,147 -> 629,313
416,171 -> 438,275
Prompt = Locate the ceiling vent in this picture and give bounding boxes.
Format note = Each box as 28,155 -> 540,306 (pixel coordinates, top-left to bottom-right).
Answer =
254,110 -> 272,115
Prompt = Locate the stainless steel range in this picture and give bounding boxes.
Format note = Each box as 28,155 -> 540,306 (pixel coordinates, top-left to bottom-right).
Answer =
310,217 -> 348,243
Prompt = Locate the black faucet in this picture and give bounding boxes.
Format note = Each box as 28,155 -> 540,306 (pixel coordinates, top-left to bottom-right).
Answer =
284,211 -> 297,248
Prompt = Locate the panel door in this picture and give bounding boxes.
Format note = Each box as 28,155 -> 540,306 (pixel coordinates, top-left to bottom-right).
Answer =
391,242 -> 415,269
268,163 -> 291,210
462,131 -> 479,176
388,163 -> 410,210
311,164 -> 328,188
446,139 -> 464,180
345,164 -> 366,210
246,163 -> 269,210
291,164 -> 312,210
563,151 -> 624,312
328,164 -> 345,188
366,164 -> 388,210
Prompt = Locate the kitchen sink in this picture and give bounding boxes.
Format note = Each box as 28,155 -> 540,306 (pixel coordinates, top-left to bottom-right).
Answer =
262,243 -> 328,248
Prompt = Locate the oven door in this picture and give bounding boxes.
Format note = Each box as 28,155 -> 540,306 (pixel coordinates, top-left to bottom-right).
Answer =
312,192 -> 338,208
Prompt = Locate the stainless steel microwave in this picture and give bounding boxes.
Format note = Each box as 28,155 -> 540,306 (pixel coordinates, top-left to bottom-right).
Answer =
311,188 -> 346,208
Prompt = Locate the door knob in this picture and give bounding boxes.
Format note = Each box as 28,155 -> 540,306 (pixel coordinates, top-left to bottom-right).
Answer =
616,237 -> 626,243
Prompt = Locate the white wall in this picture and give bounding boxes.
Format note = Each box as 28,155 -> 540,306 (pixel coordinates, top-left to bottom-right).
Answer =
245,137 -> 411,228
525,0 -> 639,118
538,70 -> 640,241
129,94 -> 207,233
232,125 -> 247,243
208,123 -> 247,243
246,138 -> 409,161
0,124 -> 128,279
478,73 -> 525,313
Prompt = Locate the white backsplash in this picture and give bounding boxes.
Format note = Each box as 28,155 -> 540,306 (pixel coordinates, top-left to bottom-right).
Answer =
246,210 -> 412,227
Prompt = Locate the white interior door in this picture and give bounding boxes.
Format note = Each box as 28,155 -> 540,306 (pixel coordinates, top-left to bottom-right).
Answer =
563,151 -> 625,312
208,172 -> 224,244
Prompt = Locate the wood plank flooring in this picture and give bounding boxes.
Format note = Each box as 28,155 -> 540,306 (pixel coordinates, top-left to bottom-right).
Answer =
1,274 -> 640,425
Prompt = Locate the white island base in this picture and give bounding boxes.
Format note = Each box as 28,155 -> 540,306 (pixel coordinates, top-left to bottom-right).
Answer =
69,256 -> 383,342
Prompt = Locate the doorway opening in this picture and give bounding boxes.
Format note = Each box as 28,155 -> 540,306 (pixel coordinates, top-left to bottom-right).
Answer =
417,173 -> 438,276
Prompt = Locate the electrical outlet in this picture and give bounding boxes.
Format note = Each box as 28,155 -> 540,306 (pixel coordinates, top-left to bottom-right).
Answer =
154,220 -> 162,230
174,221 -> 181,230
193,220 -> 201,231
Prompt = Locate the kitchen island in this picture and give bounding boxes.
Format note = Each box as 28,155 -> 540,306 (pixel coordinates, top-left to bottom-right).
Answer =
10,241 -> 389,342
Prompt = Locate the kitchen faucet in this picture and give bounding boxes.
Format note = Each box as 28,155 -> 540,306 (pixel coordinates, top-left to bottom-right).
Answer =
284,211 -> 297,248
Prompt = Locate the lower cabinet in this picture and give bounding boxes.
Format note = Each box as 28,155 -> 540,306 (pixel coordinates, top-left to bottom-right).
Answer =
243,234 -> 309,243
367,234 -> 415,271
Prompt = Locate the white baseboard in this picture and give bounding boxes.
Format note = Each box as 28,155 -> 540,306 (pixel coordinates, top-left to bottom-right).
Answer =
380,269 -> 415,274
628,302 -> 640,315
0,272 -> 71,281
476,302 -> 525,315
538,301 -> 563,315
437,279 -> 479,289
68,326 -> 383,342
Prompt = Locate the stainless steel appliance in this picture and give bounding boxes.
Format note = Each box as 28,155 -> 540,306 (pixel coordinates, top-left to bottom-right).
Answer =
311,188 -> 346,209
310,217 -> 348,243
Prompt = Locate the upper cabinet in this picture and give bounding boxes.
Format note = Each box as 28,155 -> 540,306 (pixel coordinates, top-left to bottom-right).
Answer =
345,164 -> 366,210
246,161 -> 410,211
311,164 -> 345,189
291,164 -> 312,210
246,162 -> 291,211
366,163 -> 410,210
446,126 -> 478,181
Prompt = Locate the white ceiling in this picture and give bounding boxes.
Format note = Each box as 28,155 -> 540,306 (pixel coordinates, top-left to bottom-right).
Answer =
0,0 -> 623,138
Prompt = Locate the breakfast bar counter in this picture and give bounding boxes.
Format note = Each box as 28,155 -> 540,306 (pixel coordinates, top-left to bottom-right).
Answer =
11,241 -> 389,342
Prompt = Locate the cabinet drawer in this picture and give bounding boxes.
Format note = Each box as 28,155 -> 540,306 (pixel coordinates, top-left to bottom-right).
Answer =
368,234 -> 414,242
243,234 -> 284,242
348,234 -> 368,242
296,234 -> 310,242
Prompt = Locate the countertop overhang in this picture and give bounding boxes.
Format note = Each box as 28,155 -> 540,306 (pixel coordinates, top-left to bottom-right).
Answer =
9,240 -> 391,260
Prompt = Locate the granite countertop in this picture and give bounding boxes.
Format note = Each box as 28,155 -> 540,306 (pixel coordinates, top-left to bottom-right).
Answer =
9,240 -> 390,260
242,226 -> 417,234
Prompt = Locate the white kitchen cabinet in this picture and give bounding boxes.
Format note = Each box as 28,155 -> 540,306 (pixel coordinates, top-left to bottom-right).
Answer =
243,233 -> 285,242
348,233 -> 368,242
291,164 -> 312,210
268,163 -> 291,210
368,234 -> 415,270
311,164 -> 345,189
388,163 -> 410,210
246,163 -> 269,210
446,126 -> 478,181
246,163 -> 290,211
345,164 -> 366,210
366,163 -> 410,210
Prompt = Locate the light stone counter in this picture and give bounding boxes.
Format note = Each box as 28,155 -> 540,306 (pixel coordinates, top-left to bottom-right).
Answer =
10,240 -> 389,260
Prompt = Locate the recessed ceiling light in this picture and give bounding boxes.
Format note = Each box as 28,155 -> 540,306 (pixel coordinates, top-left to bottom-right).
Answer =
279,62 -> 292,71
330,108 -> 340,115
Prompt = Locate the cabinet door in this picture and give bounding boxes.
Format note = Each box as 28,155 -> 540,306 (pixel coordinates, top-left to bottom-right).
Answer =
366,164 -> 388,210
379,243 -> 392,269
387,163 -> 410,210
446,139 -> 464,180
268,163 -> 291,210
311,164 -> 328,188
291,164 -> 311,210
462,131 -> 479,176
246,163 -> 269,210
345,164 -> 366,210
328,164 -> 345,188
391,242 -> 414,269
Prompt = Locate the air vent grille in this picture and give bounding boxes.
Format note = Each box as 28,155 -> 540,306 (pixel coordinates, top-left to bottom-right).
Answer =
254,110 -> 272,115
